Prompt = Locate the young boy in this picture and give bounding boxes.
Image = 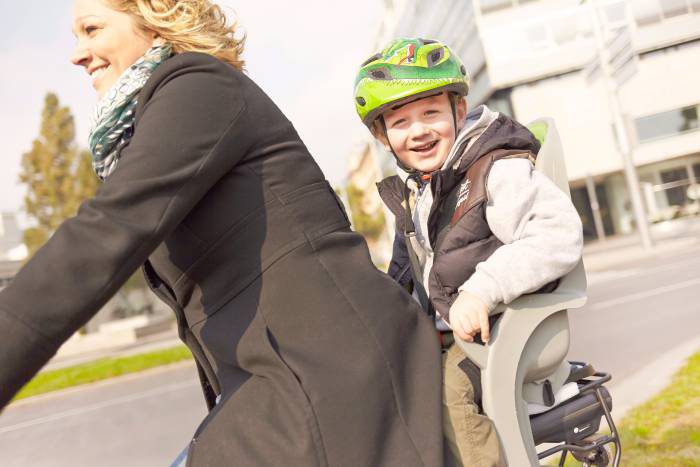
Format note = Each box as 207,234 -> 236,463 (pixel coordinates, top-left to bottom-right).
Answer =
353,38 -> 583,466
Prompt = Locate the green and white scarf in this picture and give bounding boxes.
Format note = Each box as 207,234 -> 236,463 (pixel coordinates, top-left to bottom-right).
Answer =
88,44 -> 172,180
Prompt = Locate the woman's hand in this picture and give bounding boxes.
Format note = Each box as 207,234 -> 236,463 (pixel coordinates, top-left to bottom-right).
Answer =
449,291 -> 490,343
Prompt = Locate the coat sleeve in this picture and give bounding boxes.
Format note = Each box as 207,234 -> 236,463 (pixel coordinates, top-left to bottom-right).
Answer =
0,54 -> 247,409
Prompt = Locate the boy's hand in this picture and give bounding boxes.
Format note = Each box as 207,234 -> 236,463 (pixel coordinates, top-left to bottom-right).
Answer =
449,291 -> 490,343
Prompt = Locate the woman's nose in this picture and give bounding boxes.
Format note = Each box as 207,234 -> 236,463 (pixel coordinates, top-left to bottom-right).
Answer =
70,43 -> 90,67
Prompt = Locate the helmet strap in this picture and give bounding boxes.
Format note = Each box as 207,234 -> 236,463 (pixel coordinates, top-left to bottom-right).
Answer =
379,92 -> 461,183
379,116 -> 418,175
449,93 -> 458,137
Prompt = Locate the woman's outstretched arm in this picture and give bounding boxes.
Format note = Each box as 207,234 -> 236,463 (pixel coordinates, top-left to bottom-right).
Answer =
0,53 -> 247,409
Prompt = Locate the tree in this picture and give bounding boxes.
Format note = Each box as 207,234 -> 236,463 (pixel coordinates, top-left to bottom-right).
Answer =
345,182 -> 386,241
19,93 -> 98,256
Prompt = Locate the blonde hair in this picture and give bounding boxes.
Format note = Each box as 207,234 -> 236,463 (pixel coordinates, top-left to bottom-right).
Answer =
106,0 -> 245,70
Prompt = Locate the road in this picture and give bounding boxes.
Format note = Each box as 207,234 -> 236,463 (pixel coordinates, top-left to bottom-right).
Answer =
0,364 -> 205,466
569,243 -> 700,383
1,243 -> 699,466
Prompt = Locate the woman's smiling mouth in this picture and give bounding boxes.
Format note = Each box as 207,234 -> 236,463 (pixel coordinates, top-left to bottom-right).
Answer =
90,65 -> 110,86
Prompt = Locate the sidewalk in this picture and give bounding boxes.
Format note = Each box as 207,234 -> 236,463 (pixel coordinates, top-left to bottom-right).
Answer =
583,229 -> 700,272
43,326 -> 182,372
609,334 -> 700,420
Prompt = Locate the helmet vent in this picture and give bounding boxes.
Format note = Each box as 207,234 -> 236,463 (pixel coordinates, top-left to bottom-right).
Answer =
422,39 -> 437,45
460,65 -> 467,76
369,67 -> 391,80
360,53 -> 382,67
356,96 -> 366,106
427,48 -> 444,67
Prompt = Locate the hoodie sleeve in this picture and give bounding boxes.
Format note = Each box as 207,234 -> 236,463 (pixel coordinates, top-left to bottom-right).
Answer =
458,158 -> 583,312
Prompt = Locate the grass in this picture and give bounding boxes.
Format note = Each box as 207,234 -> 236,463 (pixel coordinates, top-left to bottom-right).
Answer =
615,351 -> 700,466
551,352 -> 700,466
13,345 -> 193,402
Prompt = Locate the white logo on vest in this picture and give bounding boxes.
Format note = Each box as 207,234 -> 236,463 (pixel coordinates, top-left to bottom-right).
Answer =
456,179 -> 471,208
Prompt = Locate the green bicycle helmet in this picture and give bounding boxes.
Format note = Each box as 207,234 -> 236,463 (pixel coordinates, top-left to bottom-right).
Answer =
354,37 -> 470,128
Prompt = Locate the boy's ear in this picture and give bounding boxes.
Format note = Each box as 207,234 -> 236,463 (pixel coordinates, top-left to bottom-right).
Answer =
455,96 -> 468,130
371,120 -> 392,152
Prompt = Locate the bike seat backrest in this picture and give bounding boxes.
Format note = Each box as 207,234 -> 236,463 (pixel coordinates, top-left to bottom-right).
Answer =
528,118 -> 586,298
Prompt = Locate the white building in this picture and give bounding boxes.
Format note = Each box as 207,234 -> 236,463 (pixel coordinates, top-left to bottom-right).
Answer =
373,0 -> 700,240
0,213 -> 27,289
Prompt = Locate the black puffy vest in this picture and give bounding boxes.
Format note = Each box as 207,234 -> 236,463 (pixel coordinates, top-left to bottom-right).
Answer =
377,112 -> 554,322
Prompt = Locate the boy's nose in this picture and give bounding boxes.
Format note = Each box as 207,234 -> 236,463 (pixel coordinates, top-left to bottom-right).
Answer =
408,121 -> 431,138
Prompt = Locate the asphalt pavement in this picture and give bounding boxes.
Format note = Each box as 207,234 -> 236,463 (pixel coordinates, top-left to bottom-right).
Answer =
1,237 -> 699,466
0,363 -> 205,467
571,238 -> 700,383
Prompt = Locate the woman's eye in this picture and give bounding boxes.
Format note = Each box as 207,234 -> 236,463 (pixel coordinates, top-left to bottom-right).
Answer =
85,26 -> 98,35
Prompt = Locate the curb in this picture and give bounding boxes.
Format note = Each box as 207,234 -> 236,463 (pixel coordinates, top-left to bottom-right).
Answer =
609,335 -> 700,420
8,360 -> 196,409
582,236 -> 700,272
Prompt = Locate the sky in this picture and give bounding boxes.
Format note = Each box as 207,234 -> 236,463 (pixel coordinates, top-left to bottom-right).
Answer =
0,0 -> 383,218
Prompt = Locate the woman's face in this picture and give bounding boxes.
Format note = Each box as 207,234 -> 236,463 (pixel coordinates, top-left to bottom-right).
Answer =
71,0 -> 159,98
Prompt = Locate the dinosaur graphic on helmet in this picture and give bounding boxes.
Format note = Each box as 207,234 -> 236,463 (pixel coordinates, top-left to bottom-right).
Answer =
354,38 -> 470,128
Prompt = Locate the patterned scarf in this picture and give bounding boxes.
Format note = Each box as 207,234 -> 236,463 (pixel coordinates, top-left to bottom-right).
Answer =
87,44 -> 172,180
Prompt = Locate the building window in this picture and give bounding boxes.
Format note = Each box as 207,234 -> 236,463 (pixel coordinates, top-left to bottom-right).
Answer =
571,184 -> 615,241
525,24 -> 550,50
693,162 -> 700,179
486,88 -> 514,118
552,14 -> 583,45
602,0 -> 629,29
660,0 -> 690,18
660,167 -> 691,206
632,0 -> 662,25
632,0 -> 700,26
478,0 -> 546,14
634,104 -> 700,143
479,0 -> 512,14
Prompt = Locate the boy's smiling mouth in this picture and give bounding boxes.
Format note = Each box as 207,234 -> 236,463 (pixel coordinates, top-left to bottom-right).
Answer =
411,140 -> 439,153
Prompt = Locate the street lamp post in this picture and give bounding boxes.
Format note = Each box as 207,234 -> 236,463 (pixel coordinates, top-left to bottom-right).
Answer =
586,0 -> 654,249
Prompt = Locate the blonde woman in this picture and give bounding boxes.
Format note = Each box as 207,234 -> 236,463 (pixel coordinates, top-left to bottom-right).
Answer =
0,1 -> 445,465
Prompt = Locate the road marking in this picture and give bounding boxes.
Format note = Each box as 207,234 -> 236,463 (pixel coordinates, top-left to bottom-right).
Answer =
586,268 -> 643,286
586,254 -> 700,286
0,380 -> 197,434
8,360 -> 195,408
589,277 -> 700,310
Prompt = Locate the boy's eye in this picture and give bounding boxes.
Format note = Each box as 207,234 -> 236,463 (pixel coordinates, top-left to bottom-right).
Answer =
391,118 -> 406,127
84,25 -> 98,35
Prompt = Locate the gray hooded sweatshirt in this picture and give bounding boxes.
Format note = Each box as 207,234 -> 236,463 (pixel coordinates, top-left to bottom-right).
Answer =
397,106 -> 582,328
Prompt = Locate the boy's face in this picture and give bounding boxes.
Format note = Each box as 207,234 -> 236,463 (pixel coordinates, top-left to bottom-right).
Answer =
377,92 -> 467,173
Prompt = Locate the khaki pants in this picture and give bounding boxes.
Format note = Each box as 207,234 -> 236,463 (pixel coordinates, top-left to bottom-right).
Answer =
443,342 -> 505,467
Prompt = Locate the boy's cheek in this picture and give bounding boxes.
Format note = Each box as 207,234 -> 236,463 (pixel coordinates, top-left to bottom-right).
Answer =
394,150 -> 416,168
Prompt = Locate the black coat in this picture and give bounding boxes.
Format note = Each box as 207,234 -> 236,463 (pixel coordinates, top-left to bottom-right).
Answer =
0,53 -> 444,466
